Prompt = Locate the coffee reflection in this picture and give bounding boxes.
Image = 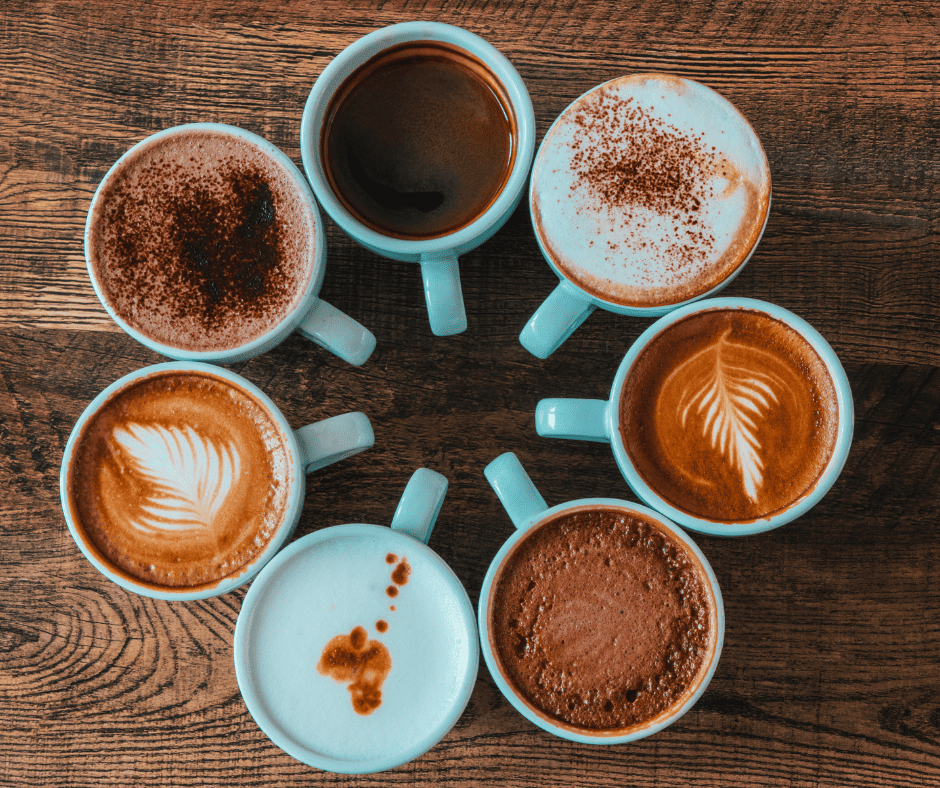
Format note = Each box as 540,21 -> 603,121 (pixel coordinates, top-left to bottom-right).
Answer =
620,308 -> 839,522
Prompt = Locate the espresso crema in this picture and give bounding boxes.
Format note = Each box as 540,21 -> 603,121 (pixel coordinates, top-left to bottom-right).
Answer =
489,506 -> 717,733
531,74 -> 771,308
87,129 -> 315,352
67,370 -> 293,589
620,308 -> 839,522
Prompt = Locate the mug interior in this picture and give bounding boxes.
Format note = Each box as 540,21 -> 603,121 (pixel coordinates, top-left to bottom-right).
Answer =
233,524 -> 479,773
84,123 -> 326,363
59,362 -> 304,601
479,500 -> 724,744
608,298 -> 854,536
300,21 -> 535,258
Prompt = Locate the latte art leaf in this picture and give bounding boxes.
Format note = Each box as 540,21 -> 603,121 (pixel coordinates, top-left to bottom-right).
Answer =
111,423 -> 241,535
671,330 -> 782,502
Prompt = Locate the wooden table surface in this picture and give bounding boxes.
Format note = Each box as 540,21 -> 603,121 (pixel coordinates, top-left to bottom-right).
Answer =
2,1 -> 939,786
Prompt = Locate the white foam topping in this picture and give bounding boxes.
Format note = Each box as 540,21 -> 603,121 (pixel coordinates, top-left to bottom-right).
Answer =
532,74 -> 771,308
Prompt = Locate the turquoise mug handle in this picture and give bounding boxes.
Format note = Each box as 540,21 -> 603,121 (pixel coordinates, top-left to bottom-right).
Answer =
390,468 -> 449,544
534,398 -> 611,442
519,280 -> 596,359
297,298 -> 377,367
483,452 -> 548,529
420,252 -> 468,336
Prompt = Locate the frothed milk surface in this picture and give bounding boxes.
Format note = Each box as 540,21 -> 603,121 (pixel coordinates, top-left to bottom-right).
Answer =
240,531 -> 474,764
67,370 -> 292,589
88,129 -> 315,352
531,74 -> 770,308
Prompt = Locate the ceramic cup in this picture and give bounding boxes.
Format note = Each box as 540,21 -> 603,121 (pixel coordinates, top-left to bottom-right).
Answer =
85,123 -> 376,366
535,297 -> 854,536
59,361 -> 375,600
519,75 -> 771,358
480,452 -> 724,744
300,21 -> 536,336
234,469 -> 478,774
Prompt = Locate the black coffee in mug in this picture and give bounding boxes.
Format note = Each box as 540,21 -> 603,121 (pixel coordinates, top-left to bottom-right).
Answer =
321,41 -> 516,240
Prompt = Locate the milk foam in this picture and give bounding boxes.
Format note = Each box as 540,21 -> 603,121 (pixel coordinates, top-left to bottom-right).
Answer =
532,75 -> 770,308
242,532 -> 473,764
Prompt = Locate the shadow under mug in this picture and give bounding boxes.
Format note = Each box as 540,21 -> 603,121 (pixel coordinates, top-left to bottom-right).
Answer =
480,452 -> 724,744
234,469 -> 479,774
59,362 -> 375,601
85,123 -> 376,366
536,297 -> 854,536
519,75 -> 772,359
300,21 -> 536,336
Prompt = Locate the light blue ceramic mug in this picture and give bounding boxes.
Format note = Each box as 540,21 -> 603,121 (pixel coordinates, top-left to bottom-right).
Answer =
535,298 -> 854,536
300,22 -> 536,336
85,123 -> 376,366
480,453 -> 724,744
234,469 -> 479,774
60,362 -> 375,601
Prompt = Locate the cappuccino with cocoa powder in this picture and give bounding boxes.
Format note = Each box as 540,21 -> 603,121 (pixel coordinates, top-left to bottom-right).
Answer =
66,369 -> 292,590
619,307 -> 839,523
531,74 -> 770,309
87,127 -> 315,353
489,505 -> 718,734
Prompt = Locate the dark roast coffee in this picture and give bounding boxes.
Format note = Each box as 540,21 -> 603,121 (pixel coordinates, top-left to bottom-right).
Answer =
321,41 -> 516,239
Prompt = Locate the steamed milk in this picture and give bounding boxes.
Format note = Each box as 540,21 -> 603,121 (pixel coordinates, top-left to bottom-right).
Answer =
241,531 -> 473,764
531,74 -> 771,308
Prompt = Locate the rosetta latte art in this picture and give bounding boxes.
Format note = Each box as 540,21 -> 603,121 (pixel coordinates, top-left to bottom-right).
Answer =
112,423 -> 241,535
661,330 -> 787,502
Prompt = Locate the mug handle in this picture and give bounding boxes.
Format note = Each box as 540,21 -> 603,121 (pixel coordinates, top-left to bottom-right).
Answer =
420,251 -> 468,336
390,468 -> 449,545
294,412 -> 375,472
296,298 -> 377,367
484,452 -> 548,530
519,280 -> 596,359
535,399 -> 611,443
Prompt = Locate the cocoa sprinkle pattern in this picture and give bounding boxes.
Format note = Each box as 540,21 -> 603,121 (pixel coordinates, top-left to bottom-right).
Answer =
569,89 -> 718,272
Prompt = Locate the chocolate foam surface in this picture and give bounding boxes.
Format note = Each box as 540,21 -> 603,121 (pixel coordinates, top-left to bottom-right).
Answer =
67,370 -> 292,588
88,129 -> 314,352
532,74 -> 770,308
620,308 -> 839,522
490,506 -> 716,733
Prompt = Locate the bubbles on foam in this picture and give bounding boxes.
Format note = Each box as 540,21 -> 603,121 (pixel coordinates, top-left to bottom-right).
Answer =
532,74 -> 771,308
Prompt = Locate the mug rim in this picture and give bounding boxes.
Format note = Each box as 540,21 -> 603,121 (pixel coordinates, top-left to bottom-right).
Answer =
59,361 -> 305,601
477,497 -> 725,745
606,297 -> 855,536
233,523 -> 480,773
83,122 -> 327,363
528,73 -> 771,317
299,20 -> 536,257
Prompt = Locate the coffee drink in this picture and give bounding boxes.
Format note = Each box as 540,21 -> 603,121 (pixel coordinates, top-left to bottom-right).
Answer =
488,505 -> 718,734
619,307 -> 839,522
321,41 -> 516,239
531,74 -> 771,308
237,529 -> 476,767
87,128 -> 315,352
66,368 -> 292,589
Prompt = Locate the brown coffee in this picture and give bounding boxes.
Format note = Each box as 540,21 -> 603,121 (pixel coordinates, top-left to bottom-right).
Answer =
87,128 -> 315,352
620,308 -> 839,522
66,370 -> 292,589
321,41 -> 515,240
489,506 -> 718,734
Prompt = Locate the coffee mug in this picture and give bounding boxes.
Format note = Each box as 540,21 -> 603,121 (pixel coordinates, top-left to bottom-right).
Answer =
520,74 -> 772,358
59,362 -> 375,601
481,452 -> 724,744
300,21 -> 536,336
85,123 -> 376,366
536,298 -> 854,536
233,468 -> 478,774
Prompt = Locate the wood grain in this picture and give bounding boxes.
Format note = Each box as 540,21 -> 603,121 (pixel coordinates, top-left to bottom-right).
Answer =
2,0 -> 940,785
